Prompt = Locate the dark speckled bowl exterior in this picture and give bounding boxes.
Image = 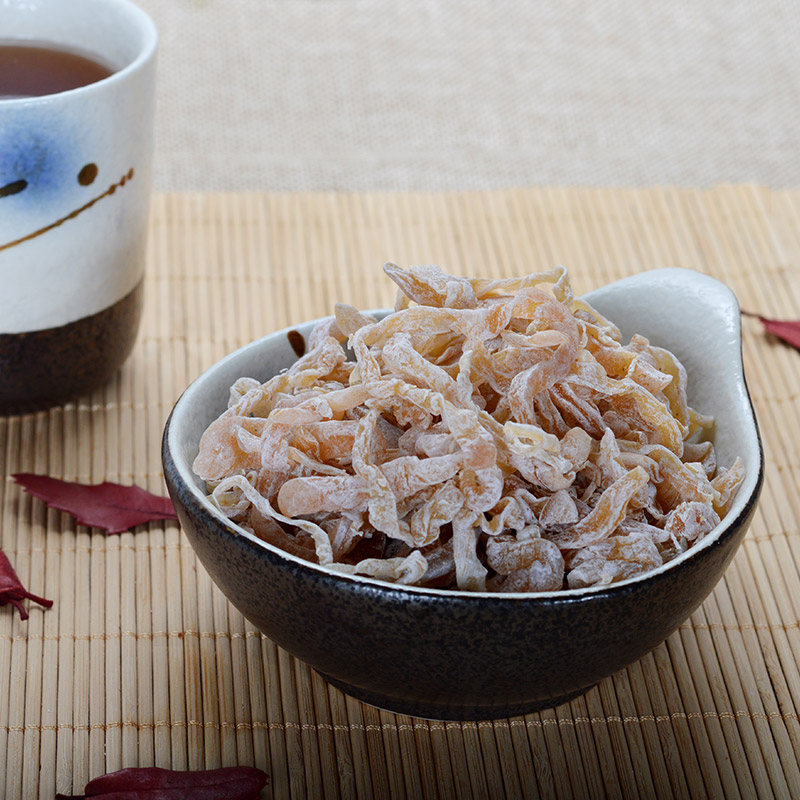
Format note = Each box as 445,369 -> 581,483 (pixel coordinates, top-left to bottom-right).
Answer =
162,269 -> 763,720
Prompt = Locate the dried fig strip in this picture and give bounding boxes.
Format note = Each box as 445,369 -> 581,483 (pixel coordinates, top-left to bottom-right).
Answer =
213,475 -> 335,565
469,265 -> 571,303
504,422 -> 583,492
291,420 -> 359,463
382,332 -> 461,403
549,466 -> 650,550
248,506 -> 318,561
368,378 -> 501,471
682,441 -> 716,477
567,531 -> 663,589
486,537 -> 565,592
618,442 -> 715,510
278,475 -> 368,517
332,550 -> 429,585
351,408 -> 405,541
395,482 -> 461,547
452,509 -> 487,591
381,454 -> 463,499
193,416 -> 269,480
711,457 -> 746,516
334,303 -> 378,336
384,263 -> 478,309
665,501 -> 720,551
277,453 -> 463,518
566,358 -> 685,453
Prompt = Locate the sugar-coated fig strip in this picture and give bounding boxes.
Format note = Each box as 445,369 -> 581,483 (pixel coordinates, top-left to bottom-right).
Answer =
711,457 -> 746,516
452,509 -> 486,591
458,465 -> 505,513
334,302 -> 378,336
506,331 -> 577,419
278,453 -> 464,517
505,422 -> 581,491
351,409 -> 405,542
292,421 -> 358,463
618,443 -> 715,511
648,344 -> 690,427
481,491 -> 538,535
539,489 -> 579,528
369,378 -> 501,471
193,416 -> 268,480
665,502 -> 720,549
469,265 -> 571,303
384,263 -> 478,309
548,384 -> 601,437
550,467 -> 650,550
682,441 -> 716,477
403,482 -> 464,546
487,537 -> 565,592
382,332 -> 461,403
566,358 -> 685,453
381,454 -> 463,499
213,475 -> 334,565
567,532 -> 662,589
278,475 -> 368,517
247,507 -> 317,560
332,550 -> 428,584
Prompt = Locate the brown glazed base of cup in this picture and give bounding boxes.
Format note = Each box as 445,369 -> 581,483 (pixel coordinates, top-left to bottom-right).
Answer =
0,279 -> 144,415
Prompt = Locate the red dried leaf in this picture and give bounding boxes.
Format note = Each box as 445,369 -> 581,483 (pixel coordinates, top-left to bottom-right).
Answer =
55,765 -> 268,799
0,548 -> 53,620
13,474 -> 177,535
743,311 -> 800,352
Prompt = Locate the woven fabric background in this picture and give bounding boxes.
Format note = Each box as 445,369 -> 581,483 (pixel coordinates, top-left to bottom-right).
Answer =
138,0 -> 799,192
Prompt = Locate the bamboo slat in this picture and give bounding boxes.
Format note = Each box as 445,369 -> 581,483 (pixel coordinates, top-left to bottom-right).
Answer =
0,186 -> 799,798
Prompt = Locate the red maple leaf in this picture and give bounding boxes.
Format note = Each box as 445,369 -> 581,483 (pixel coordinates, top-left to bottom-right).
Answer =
743,311 -> 800,352
0,548 -> 53,620
12,474 -> 177,534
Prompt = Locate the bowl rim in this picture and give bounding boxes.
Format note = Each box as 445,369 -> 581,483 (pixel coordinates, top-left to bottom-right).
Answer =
163,268 -> 764,601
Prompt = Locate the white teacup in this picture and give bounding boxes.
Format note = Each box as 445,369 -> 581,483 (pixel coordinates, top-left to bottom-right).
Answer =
0,0 -> 157,412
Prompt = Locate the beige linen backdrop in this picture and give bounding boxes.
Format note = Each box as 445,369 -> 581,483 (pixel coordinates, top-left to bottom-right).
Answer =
139,0 -> 798,191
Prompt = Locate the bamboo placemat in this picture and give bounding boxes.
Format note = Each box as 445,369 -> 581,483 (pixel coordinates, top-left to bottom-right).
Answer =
1,186 -> 800,799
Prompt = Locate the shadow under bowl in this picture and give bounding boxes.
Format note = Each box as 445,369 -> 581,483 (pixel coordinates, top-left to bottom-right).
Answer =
162,269 -> 763,720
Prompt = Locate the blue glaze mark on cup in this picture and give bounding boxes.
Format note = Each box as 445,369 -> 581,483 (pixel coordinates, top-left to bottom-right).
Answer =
0,119 -> 73,211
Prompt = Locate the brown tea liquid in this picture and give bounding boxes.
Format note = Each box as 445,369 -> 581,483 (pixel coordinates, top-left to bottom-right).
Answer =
0,41 -> 113,99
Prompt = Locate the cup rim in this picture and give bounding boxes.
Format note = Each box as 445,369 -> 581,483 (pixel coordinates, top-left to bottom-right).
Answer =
0,0 -> 157,106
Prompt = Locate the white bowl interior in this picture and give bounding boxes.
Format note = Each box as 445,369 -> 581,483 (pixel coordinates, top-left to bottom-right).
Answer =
168,268 -> 761,597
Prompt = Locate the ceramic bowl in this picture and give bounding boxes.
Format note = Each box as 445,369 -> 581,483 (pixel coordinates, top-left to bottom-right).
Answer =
162,268 -> 763,720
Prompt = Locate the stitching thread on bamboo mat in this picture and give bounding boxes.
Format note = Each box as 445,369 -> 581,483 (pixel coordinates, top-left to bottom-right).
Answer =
4,473 -> 170,485
678,620 -> 800,633
0,543 -> 187,558
0,629 -> 267,643
746,529 -> 800,543
7,618 -> 800,645
2,709 -> 798,735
